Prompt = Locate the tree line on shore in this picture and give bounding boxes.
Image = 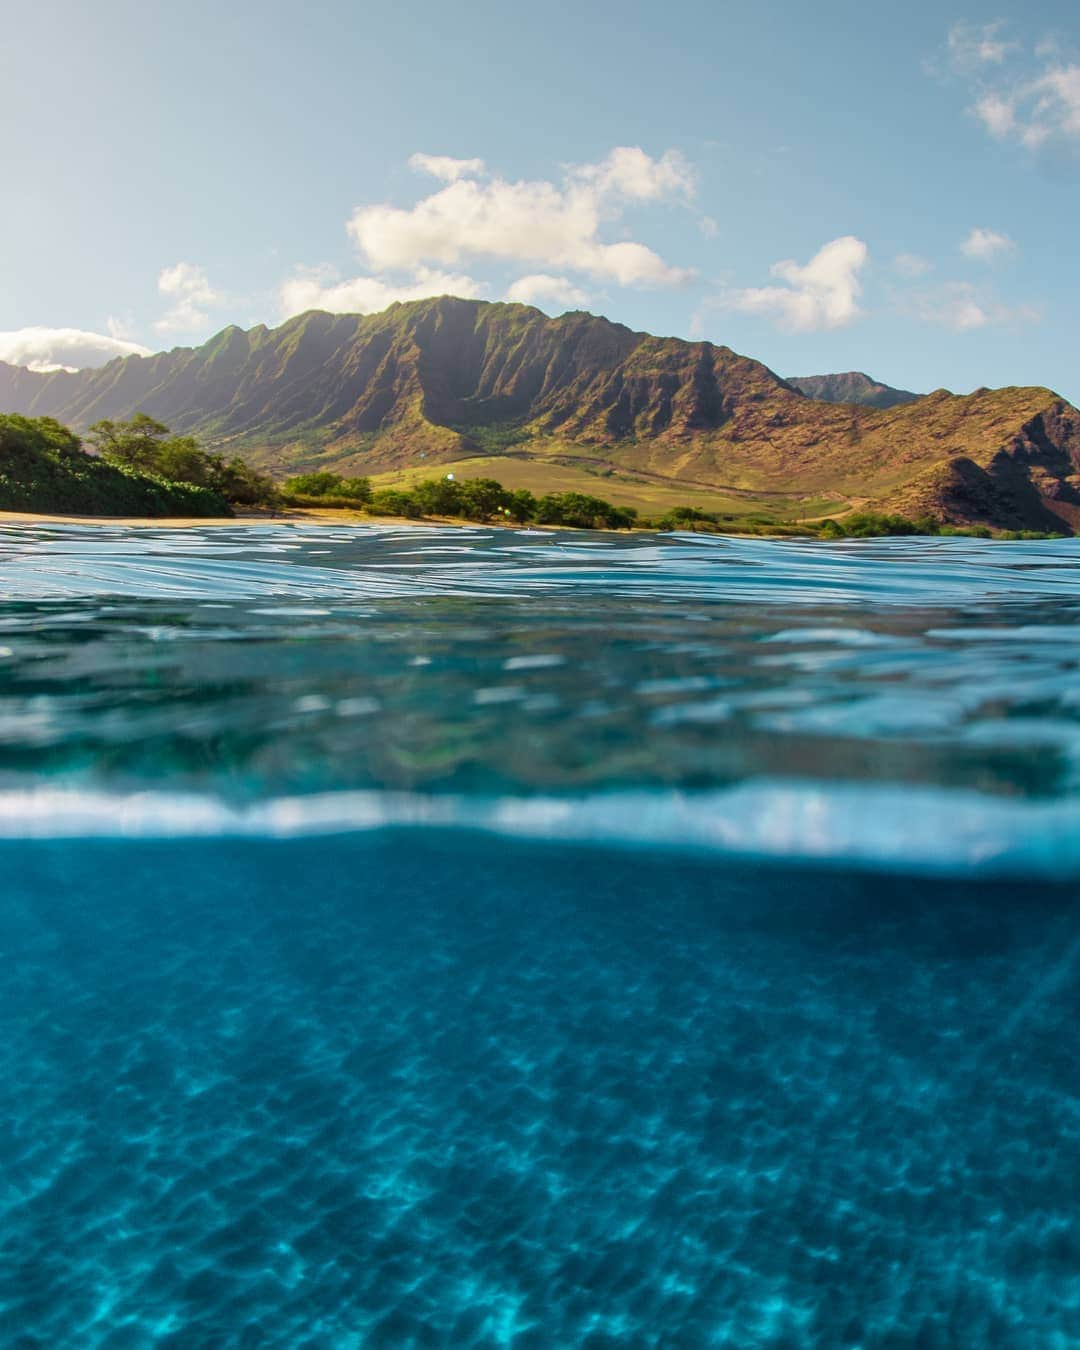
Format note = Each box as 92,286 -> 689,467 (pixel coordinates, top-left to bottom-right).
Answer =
0,413 -> 1063,538
282,470 -> 639,530
0,413 -> 278,517
283,471 -> 1061,538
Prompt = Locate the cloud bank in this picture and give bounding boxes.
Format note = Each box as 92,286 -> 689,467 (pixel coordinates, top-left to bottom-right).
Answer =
0,327 -> 152,373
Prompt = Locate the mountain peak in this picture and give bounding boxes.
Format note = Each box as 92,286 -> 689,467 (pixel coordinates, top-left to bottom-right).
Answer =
787,371 -> 921,409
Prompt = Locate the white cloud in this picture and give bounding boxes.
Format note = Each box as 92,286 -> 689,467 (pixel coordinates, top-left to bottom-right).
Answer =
567,145 -> 696,203
505,274 -> 589,312
912,282 -> 1039,332
974,63 -> 1080,148
939,24 -> 1080,151
0,327 -> 151,373
727,236 -> 868,332
893,252 -> 932,278
279,264 -> 485,317
105,312 -> 138,342
156,262 -> 222,334
409,153 -> 487,183
345,147 -> 695,287
974,92 -> 1017,138
947,21 -> 1017,72
960,227 -> 1015,261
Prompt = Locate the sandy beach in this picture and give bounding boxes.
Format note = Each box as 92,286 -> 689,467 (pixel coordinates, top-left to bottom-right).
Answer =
0,508 -> 418,529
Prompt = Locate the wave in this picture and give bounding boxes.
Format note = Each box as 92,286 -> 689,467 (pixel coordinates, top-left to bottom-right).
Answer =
4,523 -> 1080,605
4,779 -> 1080,880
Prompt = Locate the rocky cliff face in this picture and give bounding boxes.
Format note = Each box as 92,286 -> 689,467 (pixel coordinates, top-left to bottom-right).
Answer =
3,297 -> 1078,531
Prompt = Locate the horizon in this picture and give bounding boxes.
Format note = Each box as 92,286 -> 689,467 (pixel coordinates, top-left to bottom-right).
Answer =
3,0 -> 1078,403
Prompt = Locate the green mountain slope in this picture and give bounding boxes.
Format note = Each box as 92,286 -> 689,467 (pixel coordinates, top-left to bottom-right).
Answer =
786,371 -> 921,409
2,297 -> 1078,531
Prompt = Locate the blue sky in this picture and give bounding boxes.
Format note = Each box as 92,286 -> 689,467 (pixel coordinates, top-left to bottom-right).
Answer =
2,0 -> 1078,400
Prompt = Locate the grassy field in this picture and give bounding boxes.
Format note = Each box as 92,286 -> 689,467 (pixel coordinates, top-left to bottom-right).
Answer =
369,453 -> 850,525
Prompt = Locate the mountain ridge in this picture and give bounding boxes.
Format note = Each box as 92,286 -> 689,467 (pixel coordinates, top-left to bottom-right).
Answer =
2,297 -> 1078,531
786,371 -> 921,410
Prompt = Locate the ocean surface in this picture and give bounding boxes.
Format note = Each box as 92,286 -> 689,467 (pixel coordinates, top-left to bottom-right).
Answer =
1,521 -> 1077,1346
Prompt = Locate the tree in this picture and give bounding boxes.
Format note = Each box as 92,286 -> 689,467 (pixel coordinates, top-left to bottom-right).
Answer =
87,414 -> 172,471
507,488 -> 537,523
535,491 -> 636,529
285,471 -> 346,496
456,477 -> 510,520
213,457 -> 279,506
410,477 -> 462,515
338,477 -> 372,503
369,488 -> 424,518
87,414 -> 277,507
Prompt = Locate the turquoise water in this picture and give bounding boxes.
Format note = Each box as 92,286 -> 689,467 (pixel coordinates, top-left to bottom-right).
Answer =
1,523 -> 1078,1344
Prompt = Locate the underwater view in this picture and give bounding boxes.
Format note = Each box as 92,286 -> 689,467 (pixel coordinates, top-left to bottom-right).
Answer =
2,522 -> 1078,1345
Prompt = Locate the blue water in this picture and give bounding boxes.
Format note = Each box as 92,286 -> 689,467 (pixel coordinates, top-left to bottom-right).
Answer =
1,523 -> 1078,1344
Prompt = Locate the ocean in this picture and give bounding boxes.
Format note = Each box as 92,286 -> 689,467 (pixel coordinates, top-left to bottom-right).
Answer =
1,522 -> 1077,1345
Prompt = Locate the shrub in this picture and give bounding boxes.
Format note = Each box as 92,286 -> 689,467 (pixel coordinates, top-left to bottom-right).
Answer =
818,512 -> 941,539
410,478 -> 463,515
507,488 -> 537,523
0,414 -> 230,517
283,471 -> 371,502
368,489 -> 424,518
88,415 -> 277,506
656,505 -> 723,531
534,492 -> 636,529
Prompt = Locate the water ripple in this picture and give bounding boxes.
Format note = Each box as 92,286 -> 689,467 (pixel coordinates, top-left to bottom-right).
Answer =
4,523 -> 1080,604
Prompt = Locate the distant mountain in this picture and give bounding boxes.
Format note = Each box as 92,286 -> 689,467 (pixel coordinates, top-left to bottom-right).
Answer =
787,371 -> 921,409
2,297 -> 1079,532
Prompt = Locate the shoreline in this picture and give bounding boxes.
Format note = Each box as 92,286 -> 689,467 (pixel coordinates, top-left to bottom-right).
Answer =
0,508 -> 1053,543
0,508 -> 474,530
0,507 -> 658,535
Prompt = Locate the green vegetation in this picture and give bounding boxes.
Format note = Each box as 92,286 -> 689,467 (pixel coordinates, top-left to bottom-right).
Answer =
88,414 -> 278,507
815,512 -> 1062,540
535,492 -> 636,529
355,475 -> 637,529
344,482 -> 1063,539
817,512 -> 939,538
281,470 -> 373,509
0,415 -> 230,517
369,489 -> 424,519
997,528 -> 1067,541
452,421 -> 532,455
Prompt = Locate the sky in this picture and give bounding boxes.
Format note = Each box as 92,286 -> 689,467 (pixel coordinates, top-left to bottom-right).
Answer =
2,0 -> 1078,400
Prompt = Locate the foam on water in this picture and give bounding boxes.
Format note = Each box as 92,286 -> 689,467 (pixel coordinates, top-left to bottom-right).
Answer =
3,780 -> 1080,879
